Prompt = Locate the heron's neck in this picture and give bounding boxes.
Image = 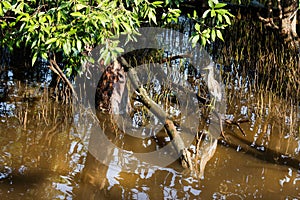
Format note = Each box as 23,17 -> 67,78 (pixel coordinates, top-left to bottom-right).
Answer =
209,68 -> 214,77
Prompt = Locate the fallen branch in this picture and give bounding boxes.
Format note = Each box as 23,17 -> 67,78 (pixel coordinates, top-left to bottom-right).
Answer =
120,57 -> 191,166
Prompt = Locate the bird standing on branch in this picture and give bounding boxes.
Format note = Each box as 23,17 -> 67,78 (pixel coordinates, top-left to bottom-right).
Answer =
203,61 -> 225,138
204,61 -> 222,103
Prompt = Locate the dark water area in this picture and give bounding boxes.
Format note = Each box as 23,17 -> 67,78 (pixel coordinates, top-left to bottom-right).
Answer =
0,19 -> 300,199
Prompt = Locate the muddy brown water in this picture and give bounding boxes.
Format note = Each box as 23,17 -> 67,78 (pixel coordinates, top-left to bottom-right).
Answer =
0,61 -> 299,200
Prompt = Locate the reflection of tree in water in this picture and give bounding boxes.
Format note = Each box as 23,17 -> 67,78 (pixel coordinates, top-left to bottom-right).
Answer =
223,88 -> 300,168
78,153 -> 204,199
0,72 -> 79,198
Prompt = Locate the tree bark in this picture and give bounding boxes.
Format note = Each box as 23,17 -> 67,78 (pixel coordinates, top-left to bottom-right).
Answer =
279,0 -> 299,50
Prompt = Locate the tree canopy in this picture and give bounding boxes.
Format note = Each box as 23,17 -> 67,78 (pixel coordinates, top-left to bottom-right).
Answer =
0,0 -> 233,75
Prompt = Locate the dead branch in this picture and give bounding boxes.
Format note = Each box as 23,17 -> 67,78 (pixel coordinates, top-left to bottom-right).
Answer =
120,56 -> 191,166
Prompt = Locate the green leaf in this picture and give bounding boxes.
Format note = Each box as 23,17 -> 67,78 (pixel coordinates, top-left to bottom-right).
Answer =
202,28 -> 211,38
31,40 -> 37,48
65,67 -> 72,77
0,3 -> 4,16
45,38 -> 57,45
202,10 -> 210,18
41,52 -> 48,60
70,12 -> 83,17
191,35 -> 199,46
113,47 -> 124,54
201,36 -> 207,46
123,23 -> 132,32
149,10 -> 157,24
25,33 -> 31,45
32,52 -> 38,66
46,15 -> 52,24
63,41 -> 71,55
217,14 -> 222,23
208,0 -> 214,8
195,23 -> 200,32
211,9 -> 216,17
77,40 -> 82,51
56,38 -> 60,47
75,4 -> 87,11
216,29 -> 224,41
214,3 -> 227,9
193,10 -> 197,18
57,11 -> 61,22
2,1 -> 11,9
152,1 -> 163,6
224,15 -> 231,25
215,9 -> 227,15
15,2 -> 24,12
211,29 -> 216,41
103,51 -> 110,65
9,21 -> 16,27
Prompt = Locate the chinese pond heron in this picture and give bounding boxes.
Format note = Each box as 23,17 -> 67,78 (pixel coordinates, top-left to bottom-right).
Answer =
204,61 -> 225,138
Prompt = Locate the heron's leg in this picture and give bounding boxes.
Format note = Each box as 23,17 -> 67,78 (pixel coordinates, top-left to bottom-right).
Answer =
218,113 -> 226,139
211,110 -> 226,139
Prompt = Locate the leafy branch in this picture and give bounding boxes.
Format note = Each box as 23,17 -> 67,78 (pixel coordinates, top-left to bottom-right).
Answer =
189,0 -> 234,47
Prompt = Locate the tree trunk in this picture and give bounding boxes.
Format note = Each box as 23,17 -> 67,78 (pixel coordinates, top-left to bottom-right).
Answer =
279,0 -> 299,50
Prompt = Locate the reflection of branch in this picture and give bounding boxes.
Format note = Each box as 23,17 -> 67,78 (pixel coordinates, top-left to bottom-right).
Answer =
159,54 -> 193,64
224,118 -> 249,136
222,132 -> 300,170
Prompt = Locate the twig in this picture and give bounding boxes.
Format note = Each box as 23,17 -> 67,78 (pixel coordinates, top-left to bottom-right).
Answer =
1,16 -> 17,20
224,118 -> 249,136
258,15 -> 279,29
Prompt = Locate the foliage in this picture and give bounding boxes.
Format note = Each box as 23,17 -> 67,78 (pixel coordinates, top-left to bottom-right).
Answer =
189,0 -> 234,47
0,0 -> 233,76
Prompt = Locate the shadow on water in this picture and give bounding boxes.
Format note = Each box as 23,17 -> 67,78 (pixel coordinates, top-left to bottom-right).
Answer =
0,17 -> 300,199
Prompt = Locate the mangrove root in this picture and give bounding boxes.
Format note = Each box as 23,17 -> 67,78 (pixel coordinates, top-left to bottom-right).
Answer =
49,59 -> 78,100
